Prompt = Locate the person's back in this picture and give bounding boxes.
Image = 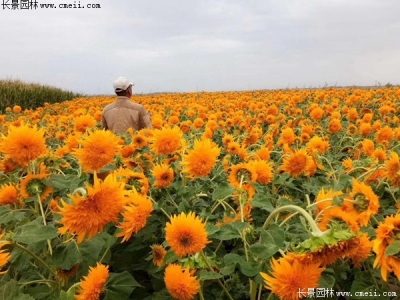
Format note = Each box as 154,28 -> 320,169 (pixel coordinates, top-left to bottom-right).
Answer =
101,77 -> 152,134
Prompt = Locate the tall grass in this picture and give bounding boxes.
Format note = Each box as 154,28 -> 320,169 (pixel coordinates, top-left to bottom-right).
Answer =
0,79 -> 84,112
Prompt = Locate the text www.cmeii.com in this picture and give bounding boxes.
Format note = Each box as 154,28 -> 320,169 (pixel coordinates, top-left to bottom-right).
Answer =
1,1 -> 101,10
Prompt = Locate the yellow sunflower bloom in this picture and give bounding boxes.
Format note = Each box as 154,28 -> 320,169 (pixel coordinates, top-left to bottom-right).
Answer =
180,139 -> 220,179
165,212 -> 210,257
0,123 -> 46,167
151,244 -> 167,267
164,264 -> 200,300
75,263 -> 109,300
150,126 -> 183,155
58,172 -> 126,243
260,256 -> 325,300
151,163 -> 174,189
0,233 -> 10,274
280,149 -> 314,178
117,192 -> 153,242
72,130 -> 120,173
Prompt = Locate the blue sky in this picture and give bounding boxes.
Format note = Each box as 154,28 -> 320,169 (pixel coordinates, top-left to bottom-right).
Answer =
1,0 -> 399,94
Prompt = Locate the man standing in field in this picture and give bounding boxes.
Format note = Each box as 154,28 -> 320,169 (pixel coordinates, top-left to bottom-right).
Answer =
101,76 -> 152,134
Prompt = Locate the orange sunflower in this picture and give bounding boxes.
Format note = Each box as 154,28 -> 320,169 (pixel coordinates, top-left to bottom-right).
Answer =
132,132 -> 148,148
371,148 -> 386,163
20,173 -> 53,202
117,192 -> 154,242
75,263 -> 109,300
306,136 -> 330,155
346,233 -> 373,267
350,178 -> 379,226
260,256 -> 325,300
376,126 -> 393,144
164,264 -> 200,300
328,118 -> 342,134
280,149 -> 314,178
226,141 -> 240,155
359,122 -> 372,137
254,146 -> 270,161
342,158 -> 353,172
151,163 -> 174,189
317,206 -> 360,233
249,160 -> 273,184
373,214 -> 400,281
385,151 -> 400,187
165,212 -> 210,257
0,123 -> 46,167
310,107 -> 324,121
0,233 -> 10,274
0,183 -> 20,206
72,130 -> 120,172
360,139 -> 375,156
222,134 -> 235,146
150,126 -> 183,155
151,244 -> 167,267
58,172 -> 127,243
280,127 -> 296,145
228,163 -> 258,188
74,115 -> 96,133
116,169 -> 149,195
180,139 -> 220,179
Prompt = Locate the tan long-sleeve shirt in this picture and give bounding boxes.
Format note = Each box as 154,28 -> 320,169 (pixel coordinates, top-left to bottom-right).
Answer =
101,96 -> 152,134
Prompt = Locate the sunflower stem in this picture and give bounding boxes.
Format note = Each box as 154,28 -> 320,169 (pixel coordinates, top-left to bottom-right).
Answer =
250,279 -> 257,300
318,155 -> 338,183
200,251 -> 234,300
13,242 -> 56,277
306,197 -> 333,209
213,240 -> 223,255
36,194 -> 53,256
357,165 -> 384,182
257,284 -> 263,300
237,175 -> 255,299
199,282 -> 205,300
365,261 -> 379,289
99,245 -> 111,264
305,194 -> 312,215
262,205 -> 325,238
66,282 -> 80,294
72,187 -> 87,197
239,175 -> 245,223
382,182 -> 397,202
20,279 -> 56,286
166,191 -> 179,208
150,198 -> 170,219
347,166 -> 369,174
390,143 -> 400,152
271,153 -> 289,194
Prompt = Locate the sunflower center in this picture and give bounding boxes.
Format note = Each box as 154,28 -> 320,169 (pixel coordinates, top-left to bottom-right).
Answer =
161,173 -> 170,180
179,236 -> 191,246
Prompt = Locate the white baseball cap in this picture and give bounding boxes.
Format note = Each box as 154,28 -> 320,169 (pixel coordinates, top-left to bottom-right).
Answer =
113,77 -> 134,92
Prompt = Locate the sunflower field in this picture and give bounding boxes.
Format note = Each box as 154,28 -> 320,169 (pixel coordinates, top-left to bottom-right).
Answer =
0,87 -> 400,300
